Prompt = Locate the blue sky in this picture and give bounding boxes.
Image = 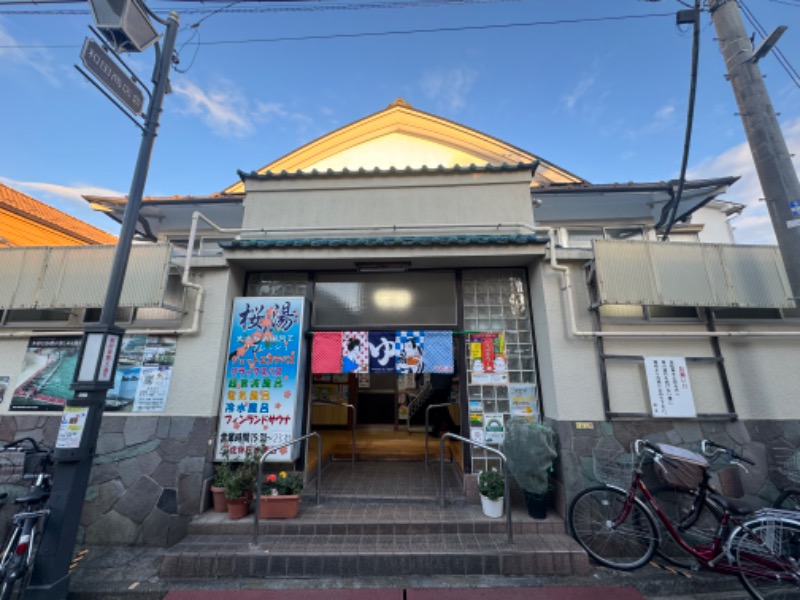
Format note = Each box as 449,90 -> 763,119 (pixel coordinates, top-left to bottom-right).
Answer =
1,0 -> 798,244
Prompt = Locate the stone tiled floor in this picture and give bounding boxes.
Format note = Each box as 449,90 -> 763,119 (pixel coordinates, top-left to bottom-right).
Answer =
304,460 -> 464,502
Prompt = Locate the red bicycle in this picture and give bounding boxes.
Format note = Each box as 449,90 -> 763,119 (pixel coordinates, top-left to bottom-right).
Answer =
568,439 -> 800,600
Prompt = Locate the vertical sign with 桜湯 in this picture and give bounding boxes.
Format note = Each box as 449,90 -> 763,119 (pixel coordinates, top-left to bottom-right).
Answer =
644,356 -> 696,418
216,297 -> 308,462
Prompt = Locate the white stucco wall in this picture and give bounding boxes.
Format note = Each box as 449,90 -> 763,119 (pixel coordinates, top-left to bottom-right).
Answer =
694,206 -> 736,244
530,258 -> 800,422
242,170 -> 535,233
158,266 -> 244,416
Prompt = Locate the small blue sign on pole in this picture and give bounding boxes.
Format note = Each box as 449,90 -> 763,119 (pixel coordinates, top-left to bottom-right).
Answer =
790,200 -> 800,218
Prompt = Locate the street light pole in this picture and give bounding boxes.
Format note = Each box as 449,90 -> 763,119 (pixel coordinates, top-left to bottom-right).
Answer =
24,10 -> 179,600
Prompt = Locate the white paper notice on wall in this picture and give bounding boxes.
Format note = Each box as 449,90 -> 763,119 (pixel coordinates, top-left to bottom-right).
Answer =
643,356 -> 697,418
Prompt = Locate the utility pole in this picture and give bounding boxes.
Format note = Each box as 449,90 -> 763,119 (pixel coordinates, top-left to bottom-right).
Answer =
707,0 -> 800,300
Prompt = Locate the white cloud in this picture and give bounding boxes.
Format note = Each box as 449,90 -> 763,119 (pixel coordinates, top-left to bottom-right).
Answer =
420,68 -> 477,112
688,117 -> 800,245
253,101 -> 313,130
0,21 -> 60,86
0,177 -> 122,233
0,177 -> 123,210
171,78 -> 314,138
654,104 -> 675,122
172,79 -> 254,138
563,75 -> 596,111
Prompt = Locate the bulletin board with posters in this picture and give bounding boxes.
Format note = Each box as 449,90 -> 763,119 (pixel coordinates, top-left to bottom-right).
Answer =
216,297 -> 309,462
10,335 -> 176,413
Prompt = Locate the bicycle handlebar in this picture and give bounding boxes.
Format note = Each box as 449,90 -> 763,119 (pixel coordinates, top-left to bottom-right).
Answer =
701,439 -> 756,466
634,439 -> 681,469
2,438 -> 43,454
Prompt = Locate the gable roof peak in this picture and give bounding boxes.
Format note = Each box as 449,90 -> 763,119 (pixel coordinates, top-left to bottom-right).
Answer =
388,98 -> 412,109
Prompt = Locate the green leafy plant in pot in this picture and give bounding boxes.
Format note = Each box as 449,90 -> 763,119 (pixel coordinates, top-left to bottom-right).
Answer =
504,417 -> 557,519
478,469 -> 505,518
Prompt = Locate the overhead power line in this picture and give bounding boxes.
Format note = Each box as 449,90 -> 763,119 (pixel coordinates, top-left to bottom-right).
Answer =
739,0 -> 800,89
0,12 -> 675,48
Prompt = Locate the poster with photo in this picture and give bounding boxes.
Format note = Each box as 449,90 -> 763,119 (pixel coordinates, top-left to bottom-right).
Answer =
216,297 -> 308,461
468,333 -> 508,384
484,413 -> 505,444
509,383 -> 539,422
107,335 -> 177,412
10,335 -> 178,413
11,337 -> 81,411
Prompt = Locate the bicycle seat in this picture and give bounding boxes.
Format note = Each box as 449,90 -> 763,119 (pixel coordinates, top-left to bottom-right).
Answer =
14,488 -> 50,506
708,492 -> 752,516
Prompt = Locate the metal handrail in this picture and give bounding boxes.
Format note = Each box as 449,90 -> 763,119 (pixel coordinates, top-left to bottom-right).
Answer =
312,400 -> 357,464
439,432 -> 513,544
252,431 -> 321,547
424,401 -> 459,465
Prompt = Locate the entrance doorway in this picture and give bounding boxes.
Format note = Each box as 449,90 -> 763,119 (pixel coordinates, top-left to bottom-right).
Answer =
308,367 -> 461,464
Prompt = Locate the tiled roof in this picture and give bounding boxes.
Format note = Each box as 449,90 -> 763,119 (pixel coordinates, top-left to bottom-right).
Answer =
0,183 -> 117,246
238,162 -> 538,182
220,233 -> 547,250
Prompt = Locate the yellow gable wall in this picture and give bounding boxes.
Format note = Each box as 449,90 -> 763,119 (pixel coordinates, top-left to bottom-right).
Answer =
309,132 -> 490,172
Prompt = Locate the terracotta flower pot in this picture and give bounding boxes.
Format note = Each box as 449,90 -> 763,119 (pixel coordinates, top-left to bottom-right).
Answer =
259,494 -> 300,519
210,485 -> 228,513
226,496 -> 249,520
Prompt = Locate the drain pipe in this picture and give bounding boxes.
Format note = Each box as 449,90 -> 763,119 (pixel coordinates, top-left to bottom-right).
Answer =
548,237 -> 800,339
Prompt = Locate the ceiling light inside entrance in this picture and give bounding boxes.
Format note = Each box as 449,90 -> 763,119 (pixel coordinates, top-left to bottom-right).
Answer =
373,289 -> 412,310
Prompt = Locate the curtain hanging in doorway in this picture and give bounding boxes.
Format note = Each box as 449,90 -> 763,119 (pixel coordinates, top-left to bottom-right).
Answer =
422,331 -> 454,374
311,332 -> 342,373
311,331 -> 454,375
368,331 -> 396,373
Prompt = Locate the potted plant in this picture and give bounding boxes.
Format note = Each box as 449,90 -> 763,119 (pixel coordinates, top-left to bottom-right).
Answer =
210,461 -> 232,513
478,469 -> 505,518
259,471 -> 304,519
504,417 -> 557,519
224,456 -> 256,520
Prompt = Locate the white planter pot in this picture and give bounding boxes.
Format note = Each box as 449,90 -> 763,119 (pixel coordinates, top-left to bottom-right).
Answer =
480,494 -> 504,518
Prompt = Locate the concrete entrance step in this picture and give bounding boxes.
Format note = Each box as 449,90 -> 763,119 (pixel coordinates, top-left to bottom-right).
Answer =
164,503 -> 589,579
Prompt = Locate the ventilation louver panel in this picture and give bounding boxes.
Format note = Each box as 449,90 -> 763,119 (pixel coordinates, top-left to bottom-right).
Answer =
0,244 -> 174,310
593,240 -> 794,309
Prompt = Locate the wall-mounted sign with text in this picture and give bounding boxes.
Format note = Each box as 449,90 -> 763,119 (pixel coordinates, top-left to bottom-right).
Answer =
644,356 -> 696,418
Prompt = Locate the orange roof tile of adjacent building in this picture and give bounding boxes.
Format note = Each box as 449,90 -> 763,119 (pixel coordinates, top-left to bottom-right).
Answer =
0,183 -> 117,247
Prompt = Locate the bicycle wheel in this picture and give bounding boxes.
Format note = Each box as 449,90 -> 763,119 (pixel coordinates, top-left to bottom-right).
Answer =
0,520 -> 41,600
0,528 -> 21,600
651,485 -> 722,568
774,489 -> 800,513
568,485 -> 658,570
732,517 -> 800,599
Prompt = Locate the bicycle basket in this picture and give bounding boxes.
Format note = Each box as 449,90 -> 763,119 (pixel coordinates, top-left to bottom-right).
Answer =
774,447 -> 800,485
654,443 -> 709,490
0,454 -> 25,484
592,446 -> 634,488
23,451 -> 50,479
